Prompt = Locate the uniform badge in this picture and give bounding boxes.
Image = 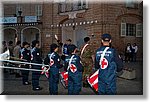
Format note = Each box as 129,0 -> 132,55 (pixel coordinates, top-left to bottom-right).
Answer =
70,64 -> 77,73
100,58 -> 108,69
50,59 -> 54,66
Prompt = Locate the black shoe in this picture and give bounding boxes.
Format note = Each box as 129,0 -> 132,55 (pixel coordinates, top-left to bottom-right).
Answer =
23,82 -> 31,85
15,73 -> 22,78
4,70 -> 8,73
10,72 -> 15,75
32,87 -> 43,91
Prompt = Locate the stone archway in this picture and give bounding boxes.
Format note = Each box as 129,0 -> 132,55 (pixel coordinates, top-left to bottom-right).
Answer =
21,26 -> 41,45
3,27 -> 18,44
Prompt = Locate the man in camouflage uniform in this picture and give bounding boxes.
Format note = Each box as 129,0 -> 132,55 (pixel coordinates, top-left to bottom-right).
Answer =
80,37 -> 94,87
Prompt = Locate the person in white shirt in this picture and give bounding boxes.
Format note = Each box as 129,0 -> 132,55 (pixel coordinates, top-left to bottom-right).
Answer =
125,43 -> 132,62
132,43 -> 138,62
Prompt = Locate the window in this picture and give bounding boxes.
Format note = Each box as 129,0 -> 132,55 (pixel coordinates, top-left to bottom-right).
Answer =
126,23 -> 136,36
16,4 -> 22,16
121,23 -> 142,37
78,0 -> 87,10
73,2 -> 79,11
126,0 -> 135,8
59,0 -> 88,13
35,5 -> 42,20
60,3 -> 66,13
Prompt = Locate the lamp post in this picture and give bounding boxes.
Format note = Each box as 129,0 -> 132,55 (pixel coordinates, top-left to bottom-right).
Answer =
18,10 -> 23,23
17,10 -> 23,43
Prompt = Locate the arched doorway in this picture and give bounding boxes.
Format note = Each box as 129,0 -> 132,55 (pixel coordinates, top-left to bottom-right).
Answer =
3,27 -> 17,44
76,26 -> 87,48
62,18 -> 88,48
21,26 -> 41,45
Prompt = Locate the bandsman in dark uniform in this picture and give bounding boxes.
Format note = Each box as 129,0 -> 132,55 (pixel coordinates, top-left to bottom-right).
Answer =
64,44 -> 83,95
95,33 -> 123,95
19,42 -> 31,85
31,40 -> 43,91
60,39 -> 72,61
44,43 -> 61,95
63,39 -> 72,56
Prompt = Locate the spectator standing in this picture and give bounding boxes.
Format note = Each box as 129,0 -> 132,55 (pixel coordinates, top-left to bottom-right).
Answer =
13,41 -> 22,77
125,43 -> 132,63
132,43 -> 138,62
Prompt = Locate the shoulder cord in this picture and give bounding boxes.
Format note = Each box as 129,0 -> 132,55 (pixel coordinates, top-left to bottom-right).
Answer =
80,44 -> 89,57
99,47 -> 109,66
67,55 -> 75,71
45,52 -> 55,72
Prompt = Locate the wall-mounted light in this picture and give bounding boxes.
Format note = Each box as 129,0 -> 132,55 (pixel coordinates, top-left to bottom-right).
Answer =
80,22 -> 82,25
95,20 -> 98,23
75,23 -> 78,26
91,21 -> 94,24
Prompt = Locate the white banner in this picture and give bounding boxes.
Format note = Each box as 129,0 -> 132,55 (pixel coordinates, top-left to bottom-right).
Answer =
25,16 -> 37,22
0,17 -> 17,24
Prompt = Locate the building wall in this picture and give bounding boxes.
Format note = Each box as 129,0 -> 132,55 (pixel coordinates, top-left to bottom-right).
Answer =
3,1 -> 143,59
49,2 -> 143,59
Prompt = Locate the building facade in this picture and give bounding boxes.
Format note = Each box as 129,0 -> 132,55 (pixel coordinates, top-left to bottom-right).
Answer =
1,0 -> 143,59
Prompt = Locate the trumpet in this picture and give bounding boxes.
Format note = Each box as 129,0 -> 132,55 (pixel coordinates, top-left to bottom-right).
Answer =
0,50 -> 50,73
0,50 -> 49,67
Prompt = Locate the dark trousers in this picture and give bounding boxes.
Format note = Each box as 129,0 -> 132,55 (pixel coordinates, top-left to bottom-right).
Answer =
68,72 -> 82,95
21,65 -> 29,83
98,78 -> 116,95
21,70 -> 29,83
49,72 -> 59,95
125,53 -> 131,62
49,67 -> 59,95
132,53 -> 137,62
32,71 -> 41,89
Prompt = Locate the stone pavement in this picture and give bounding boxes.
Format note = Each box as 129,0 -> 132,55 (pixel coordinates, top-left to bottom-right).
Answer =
1,61 -> 143,95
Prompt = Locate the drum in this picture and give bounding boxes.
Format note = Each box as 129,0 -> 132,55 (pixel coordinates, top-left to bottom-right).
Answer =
60,71 -> 68,88
87,70 -> 99,92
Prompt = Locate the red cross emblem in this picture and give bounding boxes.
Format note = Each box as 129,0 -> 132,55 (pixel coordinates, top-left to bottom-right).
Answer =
70,64 -> 77,73
101,58 -> 108,69
21,54 -> 23,59
31,55 -> 33,60
50,59 -> 54,66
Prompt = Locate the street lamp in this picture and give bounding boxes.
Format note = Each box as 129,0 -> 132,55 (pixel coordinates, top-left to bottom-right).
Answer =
18,10 -> 22,16
18,10 -> 23,23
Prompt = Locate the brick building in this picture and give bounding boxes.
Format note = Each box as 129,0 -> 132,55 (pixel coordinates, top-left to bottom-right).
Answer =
1,0 -> 143,59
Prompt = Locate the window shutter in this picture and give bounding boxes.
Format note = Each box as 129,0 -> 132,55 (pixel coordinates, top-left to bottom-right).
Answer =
35,5 -> 38,15
126,0 -> 135,8
136,23 -> 142,37
35,5 -> 42,16
35,5 -> 42,20
61,3 -> 66,12
38,5 -> 42,16
121,23 -> 126,37
85,0 -> 88,9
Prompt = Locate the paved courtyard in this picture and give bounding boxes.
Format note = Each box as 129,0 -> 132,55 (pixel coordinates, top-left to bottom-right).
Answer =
1,61 -> 143,95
